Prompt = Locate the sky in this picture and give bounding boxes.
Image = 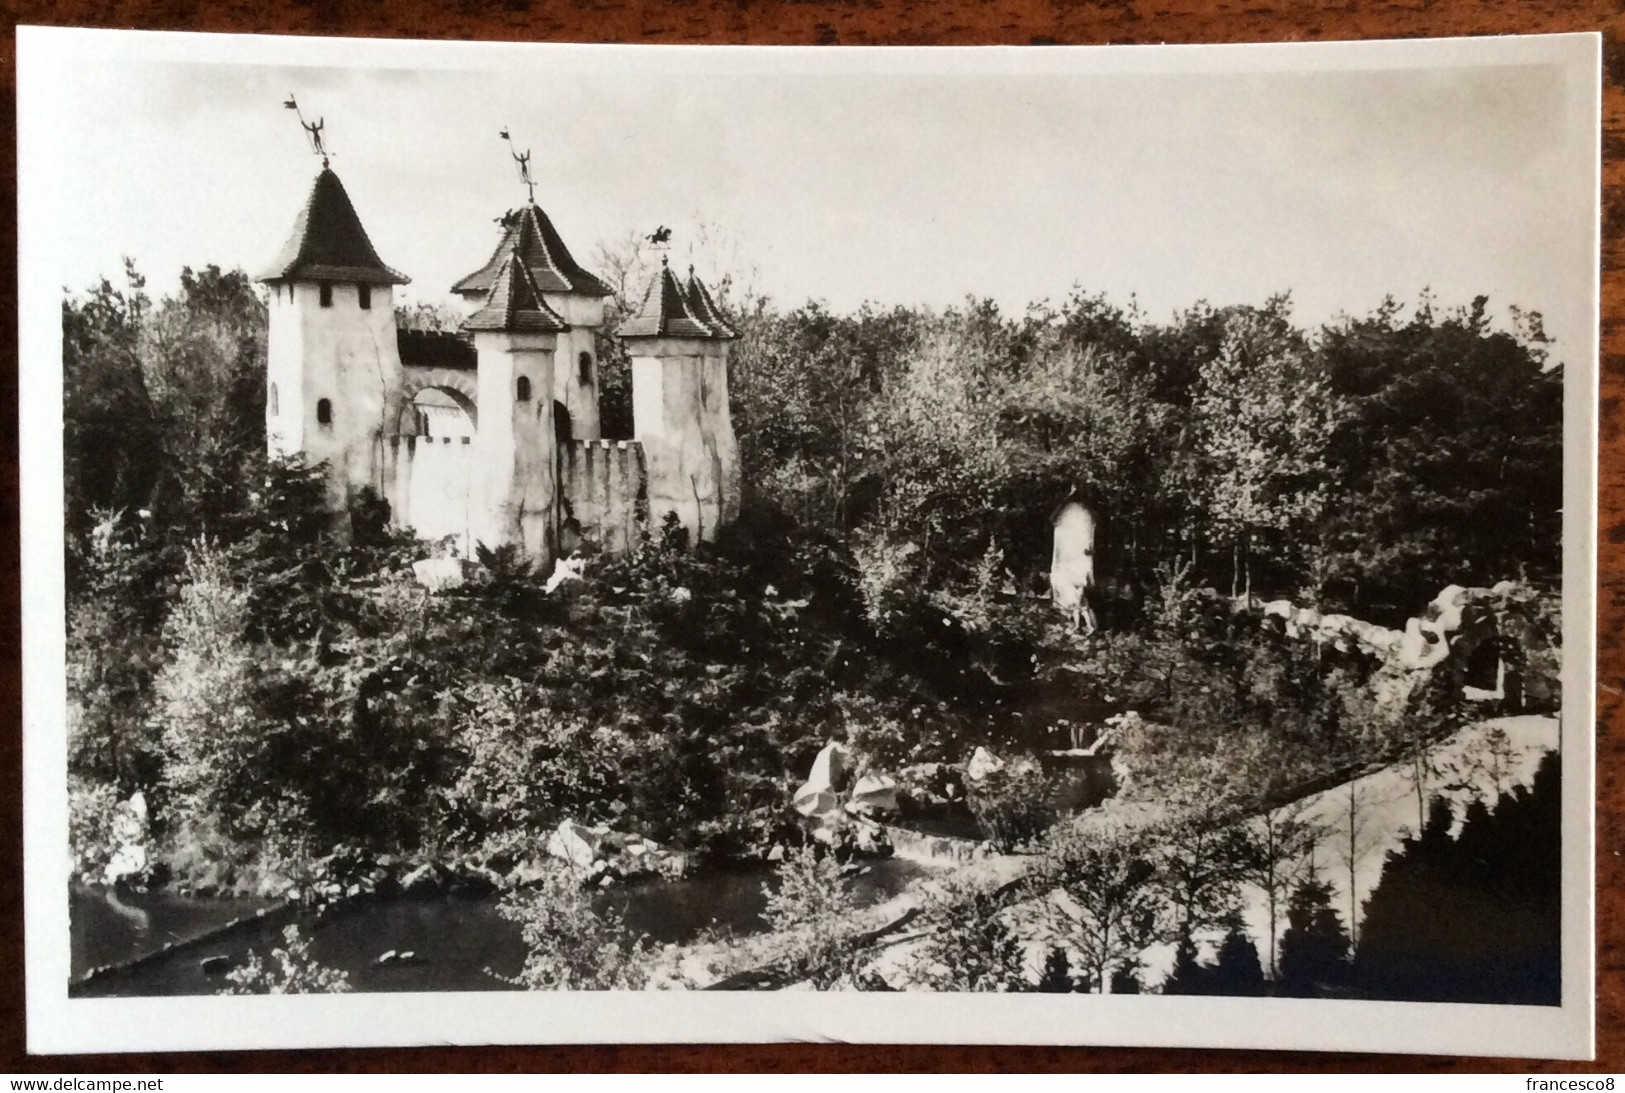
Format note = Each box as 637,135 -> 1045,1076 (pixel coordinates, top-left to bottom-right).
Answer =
36,36 -> 1598,365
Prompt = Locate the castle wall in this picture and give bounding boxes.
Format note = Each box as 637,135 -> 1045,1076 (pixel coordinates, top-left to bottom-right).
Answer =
266,281 -> 402,513
561,439 -> 645,554
544,293 -> 607,441
630,338 -> 739,544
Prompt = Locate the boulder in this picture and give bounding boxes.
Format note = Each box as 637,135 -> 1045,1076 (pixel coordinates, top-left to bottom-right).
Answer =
103,843 -> 147,888
505,858 -> 551,887
792,742 -> 850,817
400,862 -> 449,896
547,820 -> 606,868
413,557 -> 482,593
543,554 -> 587,594
846,773 -> 899,816
966,746 -> 1004,782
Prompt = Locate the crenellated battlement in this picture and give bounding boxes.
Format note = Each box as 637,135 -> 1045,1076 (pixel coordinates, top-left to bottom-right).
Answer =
561,438 -> 646,554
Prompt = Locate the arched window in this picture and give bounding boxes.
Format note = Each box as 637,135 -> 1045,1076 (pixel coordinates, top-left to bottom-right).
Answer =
317,398 -> 333,426
319,283 -> 333,308
269,383 -> 279,416
578,351 -> 593,384
516,376 -> 532,402
358,284 -> 372,310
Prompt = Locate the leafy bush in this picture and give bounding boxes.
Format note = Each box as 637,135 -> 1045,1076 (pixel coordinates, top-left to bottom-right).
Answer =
440,678 -> 638,853
967,762 -> 1055,852
498,865 -> 652,990
68,776 -> 120,884
905,873 -> 1030,991
222,925 -> 350,995
760,846 -> 864,989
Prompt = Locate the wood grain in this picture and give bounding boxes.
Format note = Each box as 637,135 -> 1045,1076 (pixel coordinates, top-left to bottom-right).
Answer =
0,0 -> 1619,1073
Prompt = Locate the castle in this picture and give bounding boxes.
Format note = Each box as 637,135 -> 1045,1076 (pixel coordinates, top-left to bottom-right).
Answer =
258,164 -> 740,566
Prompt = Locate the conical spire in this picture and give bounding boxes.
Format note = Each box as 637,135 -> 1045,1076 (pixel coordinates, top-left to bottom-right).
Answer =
452,202 -> 612,299
617,259 -> 729,340
683,266 -> 737,340
257,167 -> 409,285
462,252 -> 570,334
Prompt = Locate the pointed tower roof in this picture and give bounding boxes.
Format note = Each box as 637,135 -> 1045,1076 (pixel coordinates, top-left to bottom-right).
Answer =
452,202 -> 612,299
462,252 -> 571,334
617,259 -> 731,340
683,267 -> 738,340
257,167 -> 409,285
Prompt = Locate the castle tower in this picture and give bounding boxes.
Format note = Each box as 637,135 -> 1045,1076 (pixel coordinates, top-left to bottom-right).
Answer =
462,252 -> 570,560
452,202 -> 613,442
257,167 -> 410,516
617,259 -> 739,544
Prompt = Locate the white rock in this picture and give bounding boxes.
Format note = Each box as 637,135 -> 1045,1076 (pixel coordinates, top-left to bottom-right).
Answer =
546,820 -> 605,867
102,843 -> 147,886
966,746 -> 1004,782
413,557 -> 476,593
544,554 -> 587,594
847,773 -> 899,815
792,742 -> 850,817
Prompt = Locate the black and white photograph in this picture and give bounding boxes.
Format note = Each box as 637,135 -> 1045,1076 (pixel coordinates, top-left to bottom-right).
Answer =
17,27 -> 1599,1057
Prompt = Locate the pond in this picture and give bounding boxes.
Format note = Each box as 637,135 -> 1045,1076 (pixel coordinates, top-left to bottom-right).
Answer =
69,856 -> 943,997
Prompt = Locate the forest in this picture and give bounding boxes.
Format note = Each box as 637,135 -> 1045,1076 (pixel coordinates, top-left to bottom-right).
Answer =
63,257 -> 1564,1000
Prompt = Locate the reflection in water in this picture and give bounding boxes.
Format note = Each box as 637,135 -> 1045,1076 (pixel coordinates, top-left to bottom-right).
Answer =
71,857 -> 942,998
103,887 -> 150,934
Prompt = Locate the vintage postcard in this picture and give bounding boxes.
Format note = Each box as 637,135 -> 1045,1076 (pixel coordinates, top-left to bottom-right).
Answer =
17,26 -> 1599,1056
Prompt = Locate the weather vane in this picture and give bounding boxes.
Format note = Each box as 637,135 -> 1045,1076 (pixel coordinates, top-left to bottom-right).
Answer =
282,95 -> 330,167
646,224 -> 672,262
499,128 -> 536,204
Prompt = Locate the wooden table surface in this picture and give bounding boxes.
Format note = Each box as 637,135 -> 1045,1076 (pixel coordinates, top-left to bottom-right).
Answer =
0,0 -> 1619,1073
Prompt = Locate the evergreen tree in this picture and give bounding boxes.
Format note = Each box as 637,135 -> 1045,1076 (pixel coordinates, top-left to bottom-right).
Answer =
1355,753 -> 1560,1005
1277,869 -> 1352,996
1161,935 -> 1209,995
1208,927 -> 1266,996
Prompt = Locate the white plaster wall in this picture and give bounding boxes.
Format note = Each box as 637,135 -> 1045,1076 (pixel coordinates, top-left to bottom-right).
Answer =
630,339 -> 739,544
407,401 -> 477,555
267,281 -> 403,514
473,331 -> 558,561
543,292 -> 608,441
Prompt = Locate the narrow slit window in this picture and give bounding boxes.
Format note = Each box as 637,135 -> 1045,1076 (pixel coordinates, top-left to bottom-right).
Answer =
317,398 -> 333,426
319,283 -> 333,308
358,284 -> 372,310
578,351 -> 593,384
269,383 -> 279,416
517,376 -> 532,402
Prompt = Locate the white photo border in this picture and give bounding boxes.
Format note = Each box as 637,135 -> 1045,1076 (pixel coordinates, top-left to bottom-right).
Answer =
17,25 -> 1600,1059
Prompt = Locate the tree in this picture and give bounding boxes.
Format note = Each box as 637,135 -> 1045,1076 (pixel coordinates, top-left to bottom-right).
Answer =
62,261 -> 164,537
1355,752 -> 1560,1005
907,872 -> 1031,992
1036,947 -> 1081,992
1317,294 -> 1562,616
1189,297 -> 1341,600
1208,927 -> 1266,996
1276,868 -> 1352,996
1242,799 -> 1320,980
1152,815 -> 1256,948
1161,935 -> 1208,995
1334,781 -> 1382,946
1043,825 -> 1164,993
151,540 -> 264,833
